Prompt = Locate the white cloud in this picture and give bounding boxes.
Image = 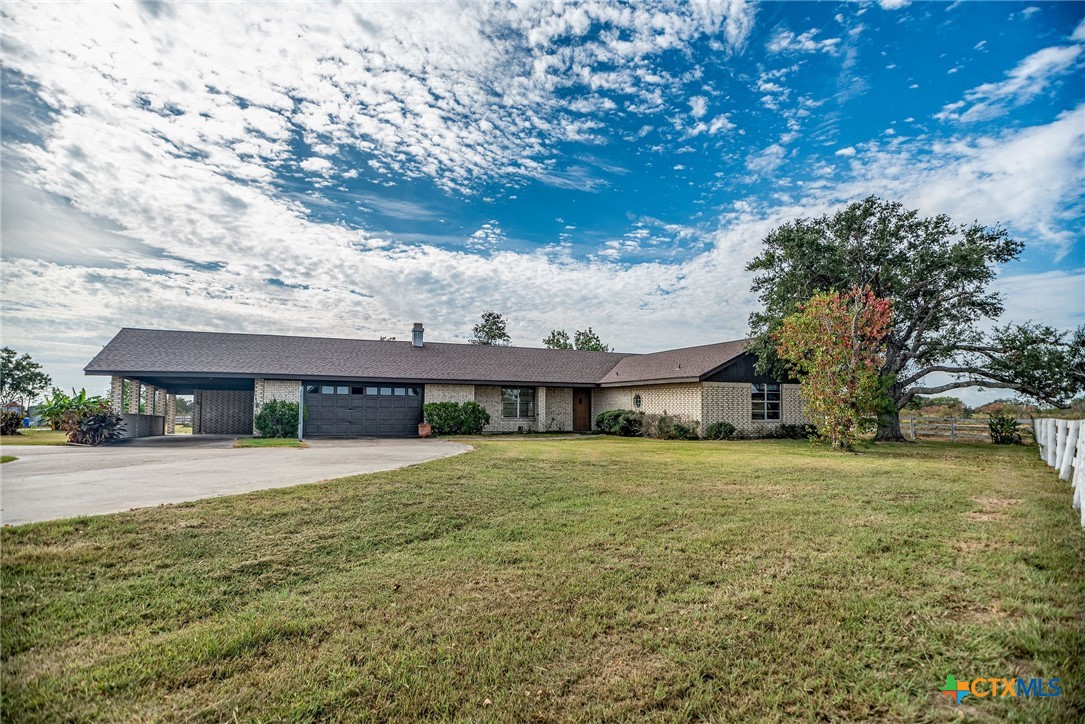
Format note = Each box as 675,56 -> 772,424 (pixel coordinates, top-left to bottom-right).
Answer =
465,221 -> 506,251
767,28 -> 841,55
689,96 -> 708,119
936,44 -> 1082,122
1,1 -> 758,197
299,157 -> 333,175
1020,7 -> 1041,19
1073,17 -> 1085,42
835,146 -> 857,157
879,0 -> 912,9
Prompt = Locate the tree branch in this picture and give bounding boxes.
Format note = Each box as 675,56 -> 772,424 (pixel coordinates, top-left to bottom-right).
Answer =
898,365 -> 985,388
906,378 -> 1070,407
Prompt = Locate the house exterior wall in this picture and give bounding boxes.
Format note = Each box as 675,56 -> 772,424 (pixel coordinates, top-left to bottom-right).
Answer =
593,383 -> 703,427
475,385 -> 536,432
253,379 -> 301,434
541,387 -> 573,432
423,384 -> 573,433
193,389 -> 255,435
424,384 -> 475,405
701,382 -> 807,434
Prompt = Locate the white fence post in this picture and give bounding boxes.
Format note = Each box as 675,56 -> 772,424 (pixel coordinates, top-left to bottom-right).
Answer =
1047,419 -> 1059,466
1059,420 -> 1080,481
1054,419 -> 1068,472
1034,417 -> 1085,529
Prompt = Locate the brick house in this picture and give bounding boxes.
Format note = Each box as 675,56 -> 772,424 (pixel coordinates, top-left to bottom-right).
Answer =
85,325 -> 806,438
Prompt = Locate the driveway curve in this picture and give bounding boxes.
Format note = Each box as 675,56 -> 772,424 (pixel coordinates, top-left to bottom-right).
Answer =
0,437 -> 470,525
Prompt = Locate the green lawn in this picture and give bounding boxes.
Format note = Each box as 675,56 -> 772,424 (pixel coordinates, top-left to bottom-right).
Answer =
233,437 -> 307,448
0,429 -> 67,446
2,438 -> 1082,721
0,455 -> 16,464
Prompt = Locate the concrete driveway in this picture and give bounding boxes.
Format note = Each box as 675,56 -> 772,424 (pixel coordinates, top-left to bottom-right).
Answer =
0,436 -> 470,525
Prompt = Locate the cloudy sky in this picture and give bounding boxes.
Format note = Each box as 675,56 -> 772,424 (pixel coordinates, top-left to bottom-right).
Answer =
2,0 -> 1083,401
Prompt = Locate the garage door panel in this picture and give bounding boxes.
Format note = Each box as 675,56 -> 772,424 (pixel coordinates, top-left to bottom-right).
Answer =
304,384 -> 421,437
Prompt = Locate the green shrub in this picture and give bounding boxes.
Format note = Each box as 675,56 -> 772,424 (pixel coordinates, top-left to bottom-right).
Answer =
62,406 -> 125,445
704,421 -> 737,440
1,410 -> 22,436
988,413 -> 1022,445
255,400 -> 305,438
672,421 -> 700,440
458,402 -> 491,434
594,409 -> 644,436
423,401 -> 491,435
642,413 -> 700,440
775,423 -> 818,440
38,388 -> 71,430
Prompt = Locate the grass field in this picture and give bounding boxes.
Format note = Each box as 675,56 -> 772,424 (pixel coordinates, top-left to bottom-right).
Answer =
0,429 -> 67,446
0,455 -> 17,464
1,438 -> 1082,721
233,437 -> 307,448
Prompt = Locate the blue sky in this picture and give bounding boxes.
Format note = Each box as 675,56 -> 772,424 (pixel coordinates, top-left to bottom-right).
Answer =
1,1 -> 1083,401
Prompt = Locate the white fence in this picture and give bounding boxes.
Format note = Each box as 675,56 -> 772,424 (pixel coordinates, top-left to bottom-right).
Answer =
1033,418 -> 1085,529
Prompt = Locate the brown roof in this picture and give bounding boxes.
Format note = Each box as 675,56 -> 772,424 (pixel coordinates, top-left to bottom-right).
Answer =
597,339 -> 751,386
84,328 -> 752,387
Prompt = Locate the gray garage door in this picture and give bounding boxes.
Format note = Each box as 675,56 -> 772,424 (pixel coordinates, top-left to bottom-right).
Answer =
305,383 -> 423,437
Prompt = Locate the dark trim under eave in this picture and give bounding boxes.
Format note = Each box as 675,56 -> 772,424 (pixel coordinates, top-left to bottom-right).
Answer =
598,376 -> 702,388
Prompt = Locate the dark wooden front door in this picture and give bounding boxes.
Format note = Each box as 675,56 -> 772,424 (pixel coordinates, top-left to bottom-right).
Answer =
573,390 -> 591,432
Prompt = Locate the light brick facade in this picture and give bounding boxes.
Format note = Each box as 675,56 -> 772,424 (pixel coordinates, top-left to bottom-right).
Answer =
423,383 -> 576,433
701,382 -> 805,434
424,384 -> 475,405
593,383 -> 704,425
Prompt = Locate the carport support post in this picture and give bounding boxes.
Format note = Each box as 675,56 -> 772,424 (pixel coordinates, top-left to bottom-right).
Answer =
109,376 -> 125,412
166,394 -> 176,434
297,383 -> 304,441
125,380 -> 141,414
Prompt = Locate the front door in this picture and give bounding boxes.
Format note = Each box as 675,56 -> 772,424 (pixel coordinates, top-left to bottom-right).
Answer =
573,390 -> 591,432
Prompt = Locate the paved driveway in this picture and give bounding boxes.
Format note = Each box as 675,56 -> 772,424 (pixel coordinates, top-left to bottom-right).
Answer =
0,436 -> 470,525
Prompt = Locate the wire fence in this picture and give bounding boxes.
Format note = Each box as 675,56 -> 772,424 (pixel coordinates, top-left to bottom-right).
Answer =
901,416 -> 1003,443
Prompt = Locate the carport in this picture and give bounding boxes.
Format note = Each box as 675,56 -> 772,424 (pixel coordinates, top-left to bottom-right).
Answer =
105,374 -> 256,437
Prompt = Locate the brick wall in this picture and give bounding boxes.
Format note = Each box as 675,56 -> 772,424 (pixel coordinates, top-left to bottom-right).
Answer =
541,387 -> 573,432
702,382 -> 807,434
118,413 -> 165,438
593,383 -> 703,427
253,379 -> 301,434
424,384 -> 572,433
424,384 -> 475,405
194,389 -> 255,434
475,386 -> 538,432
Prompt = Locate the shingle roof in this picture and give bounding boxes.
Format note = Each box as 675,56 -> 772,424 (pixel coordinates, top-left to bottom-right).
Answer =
598,339 -> 751,386
84,328 -> 752,386
84,328 -> 628,386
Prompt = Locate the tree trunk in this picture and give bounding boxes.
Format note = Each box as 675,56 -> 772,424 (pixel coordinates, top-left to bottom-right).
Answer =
874,407 -> 907,442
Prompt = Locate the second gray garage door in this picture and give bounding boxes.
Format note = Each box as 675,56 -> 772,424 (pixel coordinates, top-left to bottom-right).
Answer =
305,384 -> 422,437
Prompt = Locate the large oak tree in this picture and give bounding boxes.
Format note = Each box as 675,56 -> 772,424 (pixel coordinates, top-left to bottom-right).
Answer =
747,196 -> 1083,441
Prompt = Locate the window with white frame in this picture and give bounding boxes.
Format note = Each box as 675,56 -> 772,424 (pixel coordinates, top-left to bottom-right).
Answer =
501,387 -> 536,417
751,383 -> 781,421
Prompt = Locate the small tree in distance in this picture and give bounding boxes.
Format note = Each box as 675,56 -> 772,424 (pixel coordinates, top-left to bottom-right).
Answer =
543,330 -> 572,349
544,327 -> 611,351
0,347 -> 52,412
774,286 -> 893,450
470,311 -> 511,346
